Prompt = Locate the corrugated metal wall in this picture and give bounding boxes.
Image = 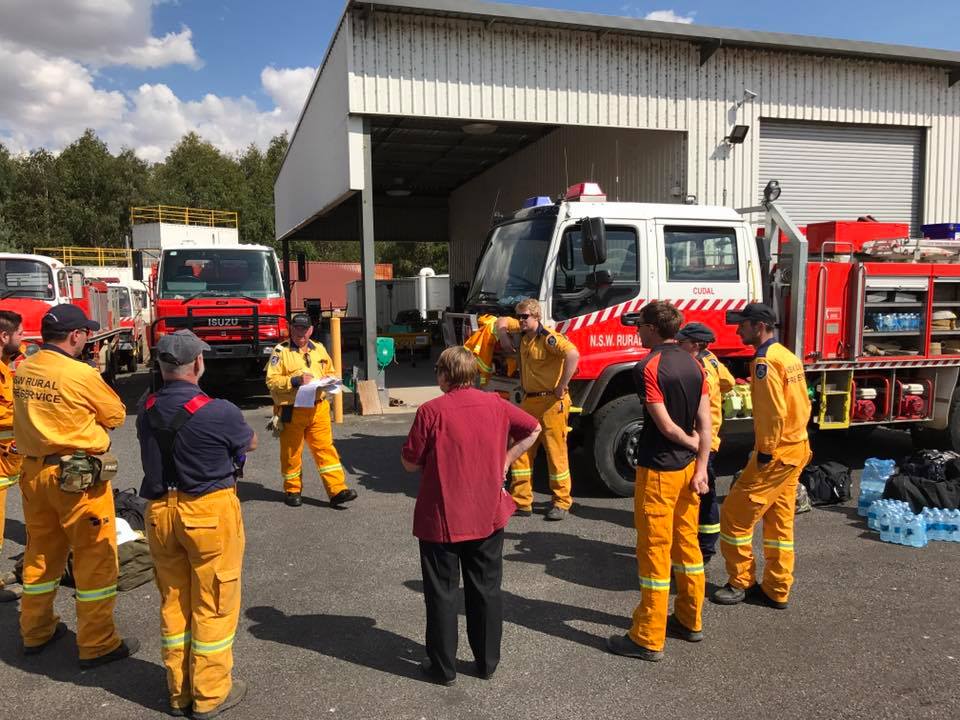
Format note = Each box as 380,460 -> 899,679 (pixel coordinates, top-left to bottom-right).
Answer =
447,126 -> 686,285
347,9 -> 960,222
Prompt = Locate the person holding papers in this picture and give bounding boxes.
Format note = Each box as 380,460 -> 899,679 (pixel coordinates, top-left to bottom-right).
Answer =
266,313 -> 357,509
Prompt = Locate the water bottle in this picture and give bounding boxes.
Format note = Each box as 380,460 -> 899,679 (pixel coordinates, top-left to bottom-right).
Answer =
868,500 -> 882,530
879,507 -> 893,542
904,513 -> 927,548
922,508 -> 937,541
947,509 -> 960,542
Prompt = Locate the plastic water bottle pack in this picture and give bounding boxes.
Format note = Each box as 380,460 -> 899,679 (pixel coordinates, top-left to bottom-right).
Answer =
857,458 -> 897,517
867,500 -> 960,547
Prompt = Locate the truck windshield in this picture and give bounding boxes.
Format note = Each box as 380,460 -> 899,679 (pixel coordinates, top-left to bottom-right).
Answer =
0,258 -> 55,300
112,287 -> 132,316
468,215 -> 556,308
158,249 -> 281,299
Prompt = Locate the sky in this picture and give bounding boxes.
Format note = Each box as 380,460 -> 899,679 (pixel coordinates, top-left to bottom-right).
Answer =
1,0 -> 957,162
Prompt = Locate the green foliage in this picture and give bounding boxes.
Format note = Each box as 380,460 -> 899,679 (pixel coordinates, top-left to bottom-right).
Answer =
0,130 -> 448,277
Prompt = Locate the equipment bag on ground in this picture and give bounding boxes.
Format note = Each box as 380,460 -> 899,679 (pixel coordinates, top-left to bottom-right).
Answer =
883,473 -> 960,513
800,462 -> 852,505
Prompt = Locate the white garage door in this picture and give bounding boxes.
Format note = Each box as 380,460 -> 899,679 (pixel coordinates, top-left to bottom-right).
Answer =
758,121 -> 924,233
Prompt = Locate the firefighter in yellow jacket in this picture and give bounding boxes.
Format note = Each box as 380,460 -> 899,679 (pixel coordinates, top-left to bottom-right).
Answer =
676,322 -> 735,563
14,305 -> 137,666
0,310 -> 25,602
713,303 -> 812,609
266,313 -> 356,508
496,298 -> 579,521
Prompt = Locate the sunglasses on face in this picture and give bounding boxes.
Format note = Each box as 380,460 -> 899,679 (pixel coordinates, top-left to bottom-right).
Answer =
517,314 -> 533,320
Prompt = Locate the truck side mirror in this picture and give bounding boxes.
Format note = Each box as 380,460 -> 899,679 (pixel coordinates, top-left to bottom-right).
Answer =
296,252 -> 307,282
132,250 -> 143,281
581,217 -> 607,266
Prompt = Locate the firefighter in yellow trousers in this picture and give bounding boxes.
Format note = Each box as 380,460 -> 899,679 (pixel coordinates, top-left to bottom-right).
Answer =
713,303 -> 812,609
496,298 -> 579,521
0,310 -> 25,602
13,305 -> 137,666
266,313 -> 356,509
138,330 -> 256,719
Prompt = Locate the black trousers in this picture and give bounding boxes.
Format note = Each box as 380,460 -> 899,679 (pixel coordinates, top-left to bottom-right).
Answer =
698,451 -> 720,558
419,528 -> 504,681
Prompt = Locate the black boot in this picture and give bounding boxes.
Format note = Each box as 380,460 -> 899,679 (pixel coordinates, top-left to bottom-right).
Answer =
284,492 -> 302,507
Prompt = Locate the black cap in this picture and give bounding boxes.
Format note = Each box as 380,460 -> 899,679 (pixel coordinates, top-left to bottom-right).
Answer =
41,305 -> 100,333
726,302 -> 777,326
676,322 -> 716,343
290,313 -> 312,328
157,329 -> 210,365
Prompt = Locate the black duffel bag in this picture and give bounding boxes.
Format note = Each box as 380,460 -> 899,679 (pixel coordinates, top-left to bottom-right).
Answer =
801,461 -> 852,505
883,473 -> 960,513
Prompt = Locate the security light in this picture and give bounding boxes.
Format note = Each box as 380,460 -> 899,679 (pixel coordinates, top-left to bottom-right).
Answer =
724,125 -> 750,144
763,180 -> 782,203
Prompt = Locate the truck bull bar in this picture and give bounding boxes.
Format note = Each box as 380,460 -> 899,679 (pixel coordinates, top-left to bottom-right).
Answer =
151,304 -> 283,360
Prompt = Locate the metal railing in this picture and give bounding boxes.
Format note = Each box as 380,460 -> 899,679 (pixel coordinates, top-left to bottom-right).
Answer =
130,205 -> 239,228
35,247 -> 132,267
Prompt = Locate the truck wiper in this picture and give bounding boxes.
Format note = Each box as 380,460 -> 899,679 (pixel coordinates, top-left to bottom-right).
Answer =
180,290 -> 230,304
473,291 -> 500,302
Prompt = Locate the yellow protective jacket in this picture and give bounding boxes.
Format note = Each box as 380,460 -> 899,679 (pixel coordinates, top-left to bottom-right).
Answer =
265,340 -> 337,406
751,339 -> 811,465
0,345 -> 26,439
13,346 -> 125,457
699,350 -> 735,452
463,314 -> 499,385
501,318 -> 576,393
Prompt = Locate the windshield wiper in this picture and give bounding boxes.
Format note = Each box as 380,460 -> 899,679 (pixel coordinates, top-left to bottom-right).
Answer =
180,290 -> 230,304
473,291 -> 500,302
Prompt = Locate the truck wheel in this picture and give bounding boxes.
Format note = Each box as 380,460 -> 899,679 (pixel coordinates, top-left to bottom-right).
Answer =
126,352 -> 138,374
943,385 -> 960,452
591,395 -> 645,497
103,349 -> 118,387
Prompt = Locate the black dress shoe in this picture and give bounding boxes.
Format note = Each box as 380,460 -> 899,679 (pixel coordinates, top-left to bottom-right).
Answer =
476,662 -> 497,680
330,488 -> 357,507
23,622 -> 67,655
419,658 -> 456,686
284,492 -> 302,507
79,637 -> 140,669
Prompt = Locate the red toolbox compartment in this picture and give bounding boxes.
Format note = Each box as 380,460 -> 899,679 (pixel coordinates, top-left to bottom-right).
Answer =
806,221 -> 909,254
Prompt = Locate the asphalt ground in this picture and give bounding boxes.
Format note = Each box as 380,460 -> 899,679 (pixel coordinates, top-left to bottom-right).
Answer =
1,369 -> 958,720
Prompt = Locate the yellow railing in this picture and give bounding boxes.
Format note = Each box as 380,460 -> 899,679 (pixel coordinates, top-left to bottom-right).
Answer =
130,205 -> 238,228
35,247 -> 132,267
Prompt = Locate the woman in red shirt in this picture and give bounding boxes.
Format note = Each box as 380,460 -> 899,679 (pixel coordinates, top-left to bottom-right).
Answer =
401,346 -> 540,685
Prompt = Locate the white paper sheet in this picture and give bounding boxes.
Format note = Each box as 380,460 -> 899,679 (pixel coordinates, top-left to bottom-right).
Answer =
293,376 -> 343,407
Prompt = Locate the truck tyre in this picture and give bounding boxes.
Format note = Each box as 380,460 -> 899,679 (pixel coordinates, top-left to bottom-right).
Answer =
126,351 -> 138,374
944,386 -> 960,452
591,395 -> 645,497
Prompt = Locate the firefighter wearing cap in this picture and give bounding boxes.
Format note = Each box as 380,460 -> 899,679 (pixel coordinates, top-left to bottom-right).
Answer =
0,310 -> 25,602
496,298 -> 580,521
676,322 -> 735,563
138,330 -> 256,718
713,303 -> 812,609
266,313 -> 356,508
13,304 -> 138,666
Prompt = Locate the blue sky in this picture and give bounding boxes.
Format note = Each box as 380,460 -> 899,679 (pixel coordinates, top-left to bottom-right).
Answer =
1,0 -> 957,160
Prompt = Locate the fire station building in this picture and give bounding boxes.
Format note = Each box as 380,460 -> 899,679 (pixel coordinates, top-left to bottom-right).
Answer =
274,0 -> 960,377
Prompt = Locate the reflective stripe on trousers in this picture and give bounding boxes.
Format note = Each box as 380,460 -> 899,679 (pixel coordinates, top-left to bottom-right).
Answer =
509,394 -> 572,511
279,403 -> 348,498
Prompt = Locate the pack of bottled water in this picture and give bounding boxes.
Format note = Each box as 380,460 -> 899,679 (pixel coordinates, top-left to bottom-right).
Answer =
857,458 -> 897,516
867,499 -> 960,547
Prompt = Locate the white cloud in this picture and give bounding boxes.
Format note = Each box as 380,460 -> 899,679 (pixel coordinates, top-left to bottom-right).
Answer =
0,0 -> 199,69
643,9 -> 696,24
0,49 -> 317,161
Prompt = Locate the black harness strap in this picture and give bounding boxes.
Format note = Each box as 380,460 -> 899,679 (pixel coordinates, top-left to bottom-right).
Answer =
145,394 -> 212,490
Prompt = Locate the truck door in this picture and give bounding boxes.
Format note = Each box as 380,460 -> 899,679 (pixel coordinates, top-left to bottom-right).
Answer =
549,220 -> 647,371
654,221 -> 754,355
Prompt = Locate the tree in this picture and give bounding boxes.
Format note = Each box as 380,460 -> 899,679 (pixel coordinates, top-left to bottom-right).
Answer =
149,132 -> 244,211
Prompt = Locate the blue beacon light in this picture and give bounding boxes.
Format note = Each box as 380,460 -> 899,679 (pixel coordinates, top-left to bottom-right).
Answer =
521,196 -> 553,209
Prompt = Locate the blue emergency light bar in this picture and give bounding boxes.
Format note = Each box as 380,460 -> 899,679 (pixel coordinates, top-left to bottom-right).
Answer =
521,196 -> 553,209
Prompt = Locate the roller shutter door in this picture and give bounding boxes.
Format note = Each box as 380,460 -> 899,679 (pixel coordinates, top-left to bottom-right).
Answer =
758,121 -> 924,233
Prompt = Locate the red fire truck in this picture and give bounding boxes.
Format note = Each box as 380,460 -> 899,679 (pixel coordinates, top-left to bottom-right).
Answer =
0,252 -> 124,382
445,180 -> 960,496
105,279 -> 151,373
140,243 -> 287,386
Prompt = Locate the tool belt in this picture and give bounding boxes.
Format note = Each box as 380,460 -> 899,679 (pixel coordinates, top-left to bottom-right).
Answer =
37,451 -> 119,494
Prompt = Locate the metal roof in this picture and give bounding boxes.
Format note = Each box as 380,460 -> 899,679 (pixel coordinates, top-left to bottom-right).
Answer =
354,0 -> 960,71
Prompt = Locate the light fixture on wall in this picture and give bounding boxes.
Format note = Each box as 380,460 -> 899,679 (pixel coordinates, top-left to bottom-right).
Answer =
735,88 -> 759,109
385,177 -> 412,197
724,124 -> 750,144
462,122 -> 498,135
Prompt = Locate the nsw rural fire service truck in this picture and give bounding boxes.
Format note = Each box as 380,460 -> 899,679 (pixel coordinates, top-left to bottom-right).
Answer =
130,206 -> 288,387
0,252 -> 124,382
445,180 -> 960,496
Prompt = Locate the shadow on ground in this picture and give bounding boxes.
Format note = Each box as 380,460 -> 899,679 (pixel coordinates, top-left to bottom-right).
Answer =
502,531 -> 635,592
336,434 -> 419,498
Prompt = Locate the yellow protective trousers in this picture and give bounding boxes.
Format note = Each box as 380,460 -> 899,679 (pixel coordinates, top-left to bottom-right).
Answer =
629,462 -> 704,652
19,459 -> 121,659
719,441 -> 812,604
146,488 -> 245,716
279,402 -> 348,498
0,438 -> 22,557
509,394 -> 571,511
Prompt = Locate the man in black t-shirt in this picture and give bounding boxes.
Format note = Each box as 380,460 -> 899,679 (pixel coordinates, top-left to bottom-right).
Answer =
607,301 -> 712,662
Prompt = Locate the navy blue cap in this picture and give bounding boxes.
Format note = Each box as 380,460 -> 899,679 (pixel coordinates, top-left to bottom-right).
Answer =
41,305 -> 99,333
676,322 -> 716,343
291,313 -> 312,328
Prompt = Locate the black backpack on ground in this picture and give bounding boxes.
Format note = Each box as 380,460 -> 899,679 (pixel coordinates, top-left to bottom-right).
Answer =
114,487 -> 148,531
883,473 -> 960,513
898,450 -> 960,483
801,462 -> 852,505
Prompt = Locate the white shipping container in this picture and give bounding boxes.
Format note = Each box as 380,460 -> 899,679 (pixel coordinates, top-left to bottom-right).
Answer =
347,274 -> 450,328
